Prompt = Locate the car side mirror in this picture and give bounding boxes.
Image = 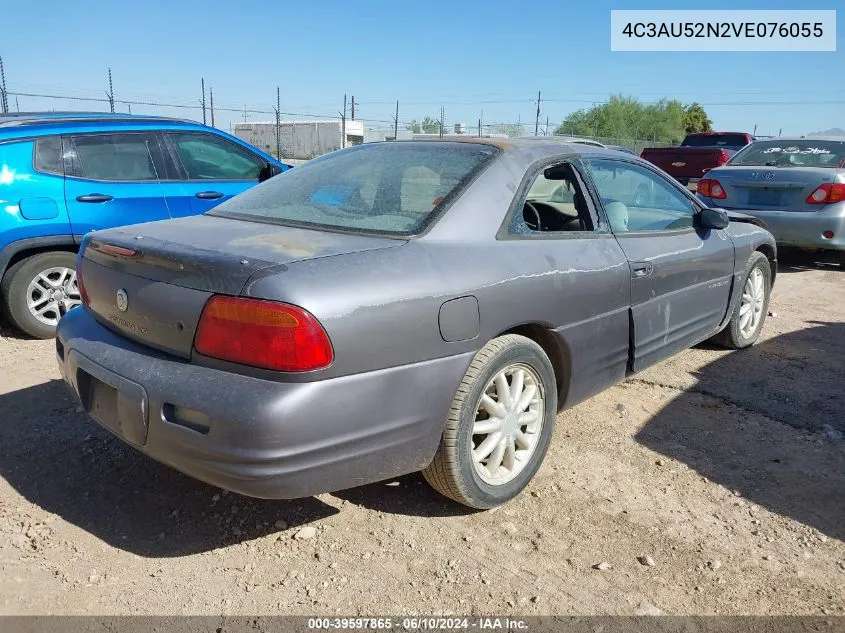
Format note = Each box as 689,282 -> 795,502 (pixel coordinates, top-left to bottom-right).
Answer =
698,207 -> 729,230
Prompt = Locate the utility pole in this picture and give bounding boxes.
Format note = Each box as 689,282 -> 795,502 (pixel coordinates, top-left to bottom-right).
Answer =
201,78 -> 206,125
753,123 -> 757,136
393,100 -> 399,140
107,67 -> 115,114
534,90 -> 541,136
275,86 -> 281,159
778,128 -> 782,137
351,95 -> 355,120
545,116 -> 549,136
439,105 -> 444,138
0,56 -> 8,114
210,87 -> 215,127
242,105 -> 249,123
340,94 -> 347,149
16,95 -> 20,112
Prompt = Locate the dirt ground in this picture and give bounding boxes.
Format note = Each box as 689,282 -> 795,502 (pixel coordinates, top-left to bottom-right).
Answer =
1,252 -> 843,617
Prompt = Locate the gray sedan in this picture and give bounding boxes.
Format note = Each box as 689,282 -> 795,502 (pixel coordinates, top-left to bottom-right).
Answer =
697,137 -> 845,266
56,139 -> 776,509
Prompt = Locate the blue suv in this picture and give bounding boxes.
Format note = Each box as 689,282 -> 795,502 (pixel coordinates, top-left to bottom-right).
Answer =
0,112 -> 290,338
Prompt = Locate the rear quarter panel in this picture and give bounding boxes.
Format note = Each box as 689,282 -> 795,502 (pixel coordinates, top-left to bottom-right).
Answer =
0,139 -> 71,249
241,235 -> 631,409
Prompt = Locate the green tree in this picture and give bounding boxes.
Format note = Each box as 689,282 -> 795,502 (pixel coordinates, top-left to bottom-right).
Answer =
554,95 -> 688,144
681,103 -> 713,134
406,116 -> 441,134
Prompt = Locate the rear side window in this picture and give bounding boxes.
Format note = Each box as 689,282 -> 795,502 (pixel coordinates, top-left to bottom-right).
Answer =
168,132 -> 264,180
68,133 -> 164,181
34,137 -> 63,175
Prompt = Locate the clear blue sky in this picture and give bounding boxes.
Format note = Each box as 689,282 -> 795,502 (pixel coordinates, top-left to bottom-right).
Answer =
1,0 -> 842,137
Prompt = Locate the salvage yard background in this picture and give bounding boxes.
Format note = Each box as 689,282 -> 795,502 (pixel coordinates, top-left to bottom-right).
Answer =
0,252 -> 843,616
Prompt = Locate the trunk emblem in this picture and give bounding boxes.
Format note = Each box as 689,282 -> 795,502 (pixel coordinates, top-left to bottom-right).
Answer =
671,161 -> 686,167
116,289 -> 129,312
750,171 -> 776,181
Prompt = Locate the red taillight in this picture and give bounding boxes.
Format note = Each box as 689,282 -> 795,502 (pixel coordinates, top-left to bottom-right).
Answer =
717,150 -> 730,166
194,296 -> 333,372
698,178 -> 727,200
806,183 -> 845,205
99,244 -> 138,258
76,264 -> 90,306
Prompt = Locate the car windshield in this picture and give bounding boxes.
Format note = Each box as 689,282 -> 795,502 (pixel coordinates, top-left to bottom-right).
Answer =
208,142 -> 498,235
728,140 -> 845,168
683,134 -> 749,148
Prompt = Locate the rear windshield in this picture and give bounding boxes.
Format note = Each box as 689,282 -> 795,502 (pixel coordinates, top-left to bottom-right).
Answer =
728,140 -> 845,168
682,134 -> 749,148
208,142 -> 498,235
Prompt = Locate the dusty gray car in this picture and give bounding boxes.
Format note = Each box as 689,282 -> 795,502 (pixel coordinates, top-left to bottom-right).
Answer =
697,137 -> 845,266
56,139 -> 777,509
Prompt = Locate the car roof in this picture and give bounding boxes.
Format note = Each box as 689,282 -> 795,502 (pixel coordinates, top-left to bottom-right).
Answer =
686,131 -> 750,136
753,136 -> 845,143
0,111 -> 195,130
396,137 -> 629,160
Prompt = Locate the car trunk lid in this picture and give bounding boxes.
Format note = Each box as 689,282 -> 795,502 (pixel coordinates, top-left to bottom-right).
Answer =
704,166 -> 844,211
80,214 -> 405,358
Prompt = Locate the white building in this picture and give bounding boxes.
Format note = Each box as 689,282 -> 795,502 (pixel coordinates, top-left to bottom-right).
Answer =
233,119 -> 365,161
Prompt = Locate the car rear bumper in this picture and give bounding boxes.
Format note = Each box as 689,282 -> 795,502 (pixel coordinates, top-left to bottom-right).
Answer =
56,307 -> 472,499
707,202 -> 845,251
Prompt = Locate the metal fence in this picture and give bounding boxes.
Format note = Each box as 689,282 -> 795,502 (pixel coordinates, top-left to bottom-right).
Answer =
0,75 -> 673,160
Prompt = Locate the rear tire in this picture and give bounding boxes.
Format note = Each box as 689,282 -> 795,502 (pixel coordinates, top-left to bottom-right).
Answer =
422,334 -> 557,509
1,251 -> 80,339
712,252 -> 771,350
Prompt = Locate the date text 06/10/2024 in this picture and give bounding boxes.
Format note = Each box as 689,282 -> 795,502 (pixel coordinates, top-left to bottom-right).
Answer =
307,618 -> 529,630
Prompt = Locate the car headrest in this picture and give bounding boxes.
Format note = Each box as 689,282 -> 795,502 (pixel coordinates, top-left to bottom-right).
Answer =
605,201 -> 628,232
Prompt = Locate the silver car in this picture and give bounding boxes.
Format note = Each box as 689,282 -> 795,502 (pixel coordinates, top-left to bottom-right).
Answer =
697,137 -> 845,266
56,139 -> 776,509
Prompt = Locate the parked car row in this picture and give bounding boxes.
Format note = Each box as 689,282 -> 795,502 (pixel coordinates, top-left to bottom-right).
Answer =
0,112 -> 290,337
641,134 -> 845,267
3,111 -> 834,509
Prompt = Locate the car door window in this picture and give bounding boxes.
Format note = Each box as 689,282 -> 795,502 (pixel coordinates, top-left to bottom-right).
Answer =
168,132 -> 264,180
509,161 -> 597,234
68,133 -> 165,181
585,159 -> 696,232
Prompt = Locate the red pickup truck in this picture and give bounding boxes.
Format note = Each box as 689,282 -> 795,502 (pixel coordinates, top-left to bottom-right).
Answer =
640,132 -> 755,190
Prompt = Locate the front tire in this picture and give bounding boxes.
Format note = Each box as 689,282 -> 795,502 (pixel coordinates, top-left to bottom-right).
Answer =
422,334 -> 558,509
1,251 -> 81,339
713,251 -> 771,350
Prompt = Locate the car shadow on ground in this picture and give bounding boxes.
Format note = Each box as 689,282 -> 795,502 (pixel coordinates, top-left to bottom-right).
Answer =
0,379 -> 472,558
776,249 -> 843,274
635,320 -> 845,542
0,379 -> 341,557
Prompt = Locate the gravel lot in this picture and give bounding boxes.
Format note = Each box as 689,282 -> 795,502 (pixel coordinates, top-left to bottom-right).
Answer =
1,252 -> 843,616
